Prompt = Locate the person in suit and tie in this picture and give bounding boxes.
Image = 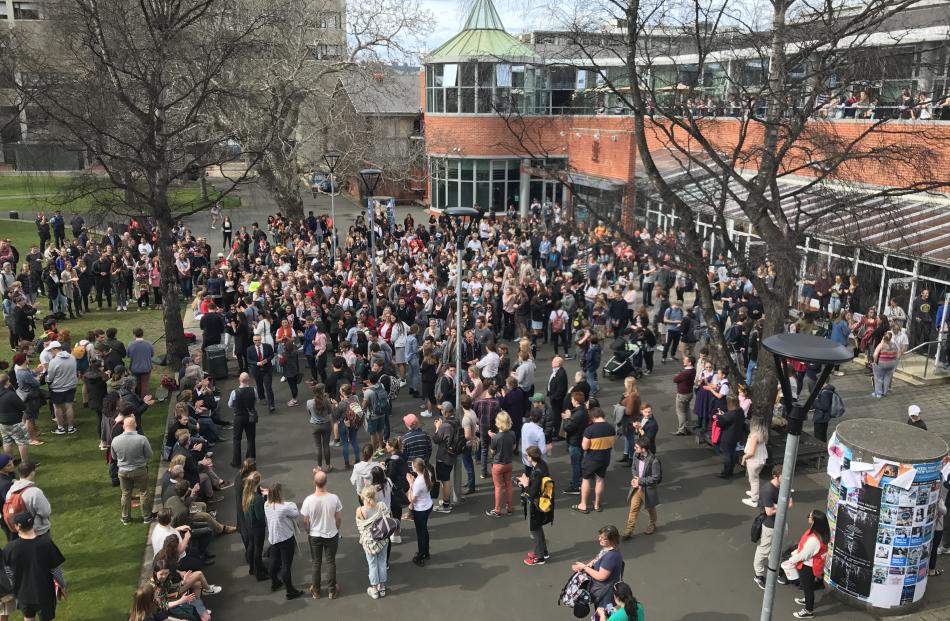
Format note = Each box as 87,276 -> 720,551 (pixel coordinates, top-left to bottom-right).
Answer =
622,436 -> 661,540
101,226 -> 119,249
633,403 -> 658,454
247,334 -> 275,412
714,395 -> 744,479
546,356 -> 567,439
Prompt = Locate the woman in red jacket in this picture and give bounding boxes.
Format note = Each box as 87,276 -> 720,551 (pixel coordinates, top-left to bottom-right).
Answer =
782,510 -> 830,619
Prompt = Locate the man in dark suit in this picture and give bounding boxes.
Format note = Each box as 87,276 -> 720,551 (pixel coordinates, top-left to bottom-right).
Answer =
228,372 -> 258,468
623,436 -> 662,540
714,396 -> 744,479
546,356 -> 568,439
101,226 -> 119,249
634,403 -> 658,454
246,334 -> 275,412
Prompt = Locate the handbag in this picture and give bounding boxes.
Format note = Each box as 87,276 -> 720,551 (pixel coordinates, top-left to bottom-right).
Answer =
751,511 -> 766,543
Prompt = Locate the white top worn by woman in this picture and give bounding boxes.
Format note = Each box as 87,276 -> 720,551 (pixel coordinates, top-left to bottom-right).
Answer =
264,501 -> 300,544
411,475 -> 433,512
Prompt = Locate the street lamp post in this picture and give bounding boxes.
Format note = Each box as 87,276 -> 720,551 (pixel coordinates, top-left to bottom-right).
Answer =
322,150 -> 341,262
445,207 -> 481,502
759,333 -> 852,621
358,168 -> 382,319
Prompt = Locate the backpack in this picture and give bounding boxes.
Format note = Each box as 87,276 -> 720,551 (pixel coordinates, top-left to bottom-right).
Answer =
369,384 -> 389,420
551,311 -> 566,333
382,374 -> 401,401
71,343 -> 86,359
3,483 -> 32,532
572,310 -> 584,330
446,419 -> 466,456
536,475 -> 555,513
344,398 -> 365,429
828,390 -> 845,419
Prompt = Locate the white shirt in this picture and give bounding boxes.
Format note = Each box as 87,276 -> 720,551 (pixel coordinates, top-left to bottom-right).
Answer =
475,351 -> 500,378
150,524 -> 181,560
299,492 -> 343,538
521,421 -> 547,466
264,501 -> 299,544
411,475 -> 433,511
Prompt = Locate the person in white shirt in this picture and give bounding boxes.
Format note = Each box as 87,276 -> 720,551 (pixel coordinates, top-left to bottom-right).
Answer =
520,409 -> 548,475
300,469 -> 343,599
475,342 -> 500,379
406,457 -> 433,566
263,482 -> 304,600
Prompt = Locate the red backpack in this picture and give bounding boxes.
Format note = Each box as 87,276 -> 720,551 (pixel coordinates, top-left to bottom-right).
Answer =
3,483 -> 32,532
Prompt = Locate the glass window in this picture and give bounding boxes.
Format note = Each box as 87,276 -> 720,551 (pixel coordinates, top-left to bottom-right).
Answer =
475,181 -> 490,209
433,64 -> 444,88
429,88 -> 444,112
477,63 -> 494,88
13,2 -> 41,19
477,88 -> 493,113
491,160 -> 508,180
512,65 -> 525,88
496,64 -> 512,87
443,64 -> 458,87
445,88 -> 458,113
461,181 -> 474,207
460,63 -> 476,87
448,180 -> 459,208
460,87 -> 475,113
460,160 -> 474,181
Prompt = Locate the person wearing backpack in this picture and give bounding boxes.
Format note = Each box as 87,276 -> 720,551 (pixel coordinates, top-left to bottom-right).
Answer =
431,402 -> 461,514
355,485 -> 391,599
4,461 -> 51,539
519,445 -> 553,566
812,384 -> 843,442
549,303 -> 570,357
362,380 -> 389,456
334,384 -> 362,469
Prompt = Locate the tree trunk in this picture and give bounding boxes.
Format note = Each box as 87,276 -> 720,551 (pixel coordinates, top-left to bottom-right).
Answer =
258,153 -> 304,221
153,198 -> 190,370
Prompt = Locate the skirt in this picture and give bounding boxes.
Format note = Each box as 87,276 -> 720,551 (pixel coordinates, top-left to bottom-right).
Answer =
395,347 -> 407,364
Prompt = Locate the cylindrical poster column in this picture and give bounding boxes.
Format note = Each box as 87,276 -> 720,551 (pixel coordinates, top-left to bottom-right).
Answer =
825,419 -> 948,614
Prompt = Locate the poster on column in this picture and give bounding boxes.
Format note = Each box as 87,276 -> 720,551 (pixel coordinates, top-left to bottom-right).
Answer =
829,484 -> 881,598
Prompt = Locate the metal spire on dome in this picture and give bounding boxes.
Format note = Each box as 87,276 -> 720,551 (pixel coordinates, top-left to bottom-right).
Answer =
462,0 -> 506,31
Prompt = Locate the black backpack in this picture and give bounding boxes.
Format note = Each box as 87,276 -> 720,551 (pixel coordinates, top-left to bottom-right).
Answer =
446,419 -> 466,456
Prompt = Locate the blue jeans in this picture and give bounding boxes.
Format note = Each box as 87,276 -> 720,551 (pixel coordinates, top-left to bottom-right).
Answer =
568,445 -> 583,491
585,368 -> 598,396
621,422 -> 637,458
461,445 -> 476,491
341,425 -> 359,466
407,360 -> 420,393
365,547 -> 388,586
745,360 -> 757,387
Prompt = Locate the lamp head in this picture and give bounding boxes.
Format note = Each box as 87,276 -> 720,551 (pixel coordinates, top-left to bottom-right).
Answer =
323,150 -> 341,172
358,168 -> 383,196
445,206 -> 481,237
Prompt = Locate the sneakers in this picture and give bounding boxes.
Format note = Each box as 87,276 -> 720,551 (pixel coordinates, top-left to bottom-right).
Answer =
742,498 -> 758,507
833,371 -> 845,377
793,609 -> 814,619
754,575 -> 766,590
563,488 -> 581,495
330,440 -> 341,447
795,598 -> 806,606
745,490 -> 754,497
367,586 -> 380,599
485,509 -> 503,518
433,503 -> 452,514
420,410 -> 432,418
937,546 -> 950,555
287,399 -> 298,407
53,427 -> 67,435
399,379 -> 407,387
524,555 -> 545,566
217,481 -> 234,491
143,512 -> 158,524
121,516 -> 132,526
67,426 -> 77,434
202,585 -> 223,595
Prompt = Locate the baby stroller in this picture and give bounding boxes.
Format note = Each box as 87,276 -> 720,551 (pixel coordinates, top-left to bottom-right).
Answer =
603,334 -> 644,380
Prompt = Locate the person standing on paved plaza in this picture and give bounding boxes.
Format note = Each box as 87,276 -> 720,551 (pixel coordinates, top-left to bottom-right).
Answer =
241,471 -> 267,581
741,417 -> 769,507
300,469 -> 342,600
263,482 -> 304,600
355,485 -> 391,599
616,377 -> 641,465
714,396 -> 744,480
781,510 -> 830,619
307,383 -> 334,472
486,411 -> 516,518
431,402 -> 460,514
111,416 -> 156,525
562,390 -> 589,495
907,404 -> 927,430
547,357 -> 568,440
632,404 -> 658,455
571,525 -> 624,620
671,355 -> 696,436
622,437 -> 661,540
406,457 -> 433,567
228,372 -> 258,468
520,407 -> 548,478
519,445 -> 553,567
573,407 -> 614,514
402,414 -> 432,464
753,466 -> 789,590
247,334 -> 275,413
335,384 -> 363,469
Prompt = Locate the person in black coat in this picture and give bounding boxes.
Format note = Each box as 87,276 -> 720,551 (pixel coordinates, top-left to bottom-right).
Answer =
714,396 -> 745,479
812,384 -> 837,442
518,447 -> 553,565
546,358 -> 568,438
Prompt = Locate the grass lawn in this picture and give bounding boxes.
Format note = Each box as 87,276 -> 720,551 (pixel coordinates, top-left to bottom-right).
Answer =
0,175 -> 240,213
0,221 -> 45,256
0,306 -> 173,621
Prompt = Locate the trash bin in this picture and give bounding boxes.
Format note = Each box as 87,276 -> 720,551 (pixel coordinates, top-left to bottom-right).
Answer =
8,212 -> 18,220
204,344 -> 228,380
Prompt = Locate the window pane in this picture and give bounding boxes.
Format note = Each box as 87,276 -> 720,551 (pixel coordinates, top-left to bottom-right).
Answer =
434,64 -> 444,87
443,64 -> 458,87
445,88 -> 458,113
496,64 -> 511,87
492,160 -> 507,180
491,181 -> 505,211
475,160 -> 489,181
447,179 -> 458,207
460,63 -> 476,87
461,181 -> 473,207
475,181 -> 490,210
477,88 -> 493,113
512,65 -> 525,88
460,160 -> 474,181
447,159 -> 459,180
460,87 -> 475,113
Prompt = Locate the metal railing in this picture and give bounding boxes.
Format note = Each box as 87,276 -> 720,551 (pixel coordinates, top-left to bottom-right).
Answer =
897,336 -> 949,380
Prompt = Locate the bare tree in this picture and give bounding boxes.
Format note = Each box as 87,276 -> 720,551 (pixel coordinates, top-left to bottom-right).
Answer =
5,0 -> 284,367
214,0 -> 434,221
488,0 -> 950,417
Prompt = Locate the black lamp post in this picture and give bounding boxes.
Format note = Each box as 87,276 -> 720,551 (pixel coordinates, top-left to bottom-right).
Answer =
759,333 -> 853,621
445,206 -> 481,500
322,150 -> 341,261
358,168 -> 382,318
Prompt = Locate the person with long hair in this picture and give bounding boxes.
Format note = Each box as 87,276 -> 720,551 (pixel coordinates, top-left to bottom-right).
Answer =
782,510 -> 831,619
129,583 -> 188,621
617,377 -> 641,465
263,482 -> 304,599
598,581 -> 644,621
871,330 -> 900,398
307,383 -> 334,471
741,417 -> 769,507
355,485 -> 391,598
406,456 -> 433,566
486,411 -> 516,517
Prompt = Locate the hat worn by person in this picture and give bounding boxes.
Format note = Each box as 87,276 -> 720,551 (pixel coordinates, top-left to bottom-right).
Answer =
44,341 -> 62,350
530,392 -> 545,403
908,405 -> 922,418
403,414 -> 418,428
0,454 -> 11,469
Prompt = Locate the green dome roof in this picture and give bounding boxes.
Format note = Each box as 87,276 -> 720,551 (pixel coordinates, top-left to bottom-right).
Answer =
426,0 -> 539,63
